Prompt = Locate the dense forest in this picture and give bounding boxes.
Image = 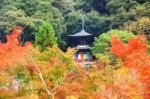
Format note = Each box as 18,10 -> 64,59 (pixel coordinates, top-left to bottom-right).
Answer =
0,0 -> 150,99
0,0 -> 150,48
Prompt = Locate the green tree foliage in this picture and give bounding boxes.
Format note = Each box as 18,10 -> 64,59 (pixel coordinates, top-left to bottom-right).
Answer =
123,17 -> 150,35
74,0 -> 108,13
52,0 -> 75,14
92,30 -> 135,56
20,0 -> 41,16
106,0 -> 138,14
86,11 -> 110,36
64,11 -> 83,36
31,1 -> 66,39
0,0 -> 150,48
74,0 -> 93,12
16,45 -> 76,98
107,0 -> 150,29
35,21 -> 58,51
64,11 -> 110,39
92,0 -> 109,14
0,0 -> 66,46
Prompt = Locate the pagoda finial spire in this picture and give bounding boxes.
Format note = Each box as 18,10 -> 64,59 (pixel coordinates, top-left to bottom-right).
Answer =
82,16 -> 85,30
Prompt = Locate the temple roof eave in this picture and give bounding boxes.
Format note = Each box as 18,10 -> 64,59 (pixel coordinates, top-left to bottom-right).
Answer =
69,29 -> 92,37
75,45 -> 91,50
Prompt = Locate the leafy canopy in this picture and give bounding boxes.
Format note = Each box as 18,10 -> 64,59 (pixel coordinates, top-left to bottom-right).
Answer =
35,21 -> 58,51
92,29 -> 135,56
110,35 -> 150,98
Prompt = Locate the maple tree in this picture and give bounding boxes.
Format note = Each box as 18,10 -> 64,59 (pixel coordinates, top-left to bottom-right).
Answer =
0,27 -> 71,98
0,26 -> 32,98
1,26 -> 150,99
0,26 -> 31,70
14,45 -> 79,98
110,35 -> 150,98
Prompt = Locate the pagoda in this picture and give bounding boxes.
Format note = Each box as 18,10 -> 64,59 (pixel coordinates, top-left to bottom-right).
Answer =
68,17 -> 94,61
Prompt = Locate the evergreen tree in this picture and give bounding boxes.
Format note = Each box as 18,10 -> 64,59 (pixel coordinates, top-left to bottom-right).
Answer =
35,21 -> 57,51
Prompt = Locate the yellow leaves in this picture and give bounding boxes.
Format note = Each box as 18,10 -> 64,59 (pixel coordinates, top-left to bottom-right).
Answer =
127,86 -> 143,99
114,59 -> 123,69
96,54 -> 110,64
136,6 -> 146,13
28,94 -> 38,99
123,17 -> 150,34
65,47 -> 76,59
16,94 -> 38,99
30,80 -> 43,90
0,88 -> 14,98
113,68 -> 139,86
66,95 -> 79,99
113,68 -> 129,81
0,71 -> 12,84
112,68 -> 144,98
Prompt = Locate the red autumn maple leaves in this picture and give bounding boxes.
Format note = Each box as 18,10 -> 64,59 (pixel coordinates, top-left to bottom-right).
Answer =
110,35 -> 147,59
0,26 -> 150,98
110,35 -> 150,99
0,26 -> 31,69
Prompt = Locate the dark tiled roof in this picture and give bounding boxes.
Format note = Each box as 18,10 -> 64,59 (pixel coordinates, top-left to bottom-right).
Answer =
69,29 -> 92,37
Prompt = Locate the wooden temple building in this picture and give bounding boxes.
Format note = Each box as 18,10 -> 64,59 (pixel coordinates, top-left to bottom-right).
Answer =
68,18 -> 94,61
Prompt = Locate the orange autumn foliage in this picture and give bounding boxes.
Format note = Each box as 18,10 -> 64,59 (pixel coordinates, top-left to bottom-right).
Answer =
110,35 -> 150,99
110,35 -> 147,59
0,26 -> 31,69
